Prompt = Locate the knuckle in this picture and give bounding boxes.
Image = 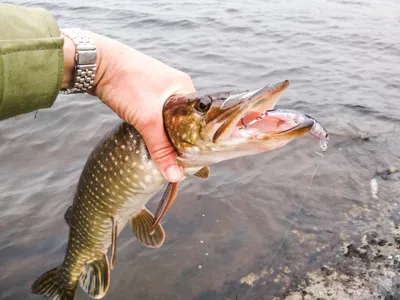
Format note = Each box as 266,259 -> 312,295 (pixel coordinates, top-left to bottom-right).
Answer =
150,143 -> 176,162
180,73 -> 193,85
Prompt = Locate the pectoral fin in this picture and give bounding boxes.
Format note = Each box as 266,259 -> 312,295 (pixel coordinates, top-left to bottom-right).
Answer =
64,206 -> 73,226
193,165 -> 210,179
150,182 -> 179,235
79,254 -> 110,299
110,217 -> 118,270
130,209 -> 165,248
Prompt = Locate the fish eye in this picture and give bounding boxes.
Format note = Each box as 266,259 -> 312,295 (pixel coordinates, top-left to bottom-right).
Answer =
194,97 -> 212,114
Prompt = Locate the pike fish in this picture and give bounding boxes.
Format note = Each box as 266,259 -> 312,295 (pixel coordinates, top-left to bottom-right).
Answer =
31,80 -> 327,300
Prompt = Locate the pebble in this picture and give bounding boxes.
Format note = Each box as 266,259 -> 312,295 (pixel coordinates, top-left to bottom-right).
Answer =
370,178 -> 378,199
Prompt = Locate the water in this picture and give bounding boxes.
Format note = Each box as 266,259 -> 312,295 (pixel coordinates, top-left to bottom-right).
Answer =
1,0 -> 400,299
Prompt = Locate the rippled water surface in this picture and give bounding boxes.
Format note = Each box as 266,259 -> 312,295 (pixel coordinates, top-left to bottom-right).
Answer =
1,0 -> 400,299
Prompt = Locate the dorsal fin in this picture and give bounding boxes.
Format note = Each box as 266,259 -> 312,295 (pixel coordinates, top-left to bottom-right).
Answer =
193,166 -> 210,179
64,206 -> 73,226
79,254 -> 110,299
130,209 -> 165,248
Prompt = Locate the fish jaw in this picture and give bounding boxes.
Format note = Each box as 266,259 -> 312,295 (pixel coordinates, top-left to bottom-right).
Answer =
163,80 -> 314,170
178,119 -> 314,167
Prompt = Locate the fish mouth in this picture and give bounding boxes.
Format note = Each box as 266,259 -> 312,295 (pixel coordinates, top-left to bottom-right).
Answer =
212,80 -> 312,143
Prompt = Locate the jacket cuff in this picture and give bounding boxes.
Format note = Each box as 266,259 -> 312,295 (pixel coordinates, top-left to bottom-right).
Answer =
0,4 -> 64,120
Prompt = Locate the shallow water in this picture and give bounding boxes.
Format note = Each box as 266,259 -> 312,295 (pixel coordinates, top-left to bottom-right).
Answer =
1,0 -> 400,299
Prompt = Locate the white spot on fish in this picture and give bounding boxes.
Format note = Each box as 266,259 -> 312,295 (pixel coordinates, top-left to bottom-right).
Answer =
120,170 -> 123,175
370,178 -> 378,199
121,145 -> 126,149
202,214 -> 205,217
139,165 -> 145,170
135,150 -> 140,154
198,265 -> 202,269
200,240 -> 204,244
144,175 -> 152,183
205,252 -> 209,256
125,156 -> 129,161
133,174 -> 138,179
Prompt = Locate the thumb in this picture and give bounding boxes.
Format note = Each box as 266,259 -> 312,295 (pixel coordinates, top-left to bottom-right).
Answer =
140,119 -> 183,183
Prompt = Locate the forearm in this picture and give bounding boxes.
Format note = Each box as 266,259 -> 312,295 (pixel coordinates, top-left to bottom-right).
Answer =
61,33 -> 75,89
0,3 -> 64,120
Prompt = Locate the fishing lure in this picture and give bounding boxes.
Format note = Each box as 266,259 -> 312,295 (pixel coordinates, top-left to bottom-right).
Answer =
240,109 -> 329,154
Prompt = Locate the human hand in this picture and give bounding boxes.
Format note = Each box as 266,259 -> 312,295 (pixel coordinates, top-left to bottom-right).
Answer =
62,32 -> 196,183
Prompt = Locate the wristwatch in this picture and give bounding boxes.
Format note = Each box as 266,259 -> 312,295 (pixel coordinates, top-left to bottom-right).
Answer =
60,28 -> 97,94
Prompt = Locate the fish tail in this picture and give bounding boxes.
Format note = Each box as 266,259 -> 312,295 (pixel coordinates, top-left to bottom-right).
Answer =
31,266 -> 75,300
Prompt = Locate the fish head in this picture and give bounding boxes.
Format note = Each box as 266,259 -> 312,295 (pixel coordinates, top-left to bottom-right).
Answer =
163,80 -> 313,171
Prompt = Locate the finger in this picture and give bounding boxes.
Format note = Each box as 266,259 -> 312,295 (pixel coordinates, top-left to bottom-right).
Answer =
140,118 -> 183,183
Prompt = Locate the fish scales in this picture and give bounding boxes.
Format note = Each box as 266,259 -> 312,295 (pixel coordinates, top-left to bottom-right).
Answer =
60,123 -> 165,291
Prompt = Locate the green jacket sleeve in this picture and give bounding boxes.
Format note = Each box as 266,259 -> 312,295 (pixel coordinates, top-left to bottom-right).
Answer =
0,3 -> 64,120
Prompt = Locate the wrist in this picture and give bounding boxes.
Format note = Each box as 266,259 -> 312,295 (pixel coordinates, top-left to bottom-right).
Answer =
86,32 -> 106,90
60,30 -> 101,93
61,33 -> 75,89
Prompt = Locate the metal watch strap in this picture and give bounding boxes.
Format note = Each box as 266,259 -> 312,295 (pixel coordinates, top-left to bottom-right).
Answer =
60,28 -> 97,94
